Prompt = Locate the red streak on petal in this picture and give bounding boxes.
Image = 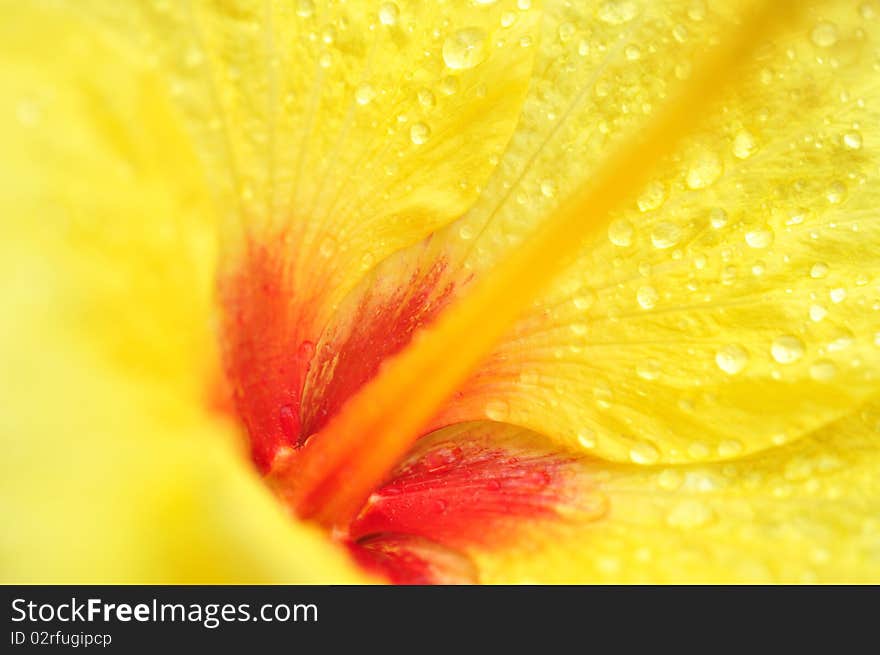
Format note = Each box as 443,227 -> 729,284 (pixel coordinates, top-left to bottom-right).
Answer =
349,437 -> 582,549
219,236 -> 320,471
301,259 -> 457,437
347,534 -> 478,585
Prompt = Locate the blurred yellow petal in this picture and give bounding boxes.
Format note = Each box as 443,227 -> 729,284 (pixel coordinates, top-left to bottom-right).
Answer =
0,2 -> 366,583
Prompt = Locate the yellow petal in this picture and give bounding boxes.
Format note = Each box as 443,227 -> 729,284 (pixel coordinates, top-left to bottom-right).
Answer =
332,0 -> 880,465
0,3 -> 366,583
464,401 -> 880,583
84,0 -> 540,307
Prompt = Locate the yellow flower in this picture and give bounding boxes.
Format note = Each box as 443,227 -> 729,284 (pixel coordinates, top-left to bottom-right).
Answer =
1,0 -> 879,583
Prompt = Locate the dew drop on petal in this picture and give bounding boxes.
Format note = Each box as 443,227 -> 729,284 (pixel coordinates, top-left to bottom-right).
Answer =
718,439 -> 744,457
745,226 -> 774,249
598,0 -> 638,25
651,221 -> 682,249
439,75 -> 460,95
810,21 -> 838,48
686,149 -> 723,189
379,2 -> 400,26
540,179 -> 558,198
629,440 -> 660,465
666,500 -> 714,528
771,335 -> 805,364
577,430 -> 597,449
484,399 -> 510,421
710,207 -> 729,229
417,88 -> 436,109
732,129 -> 757,159
637,181 -> 667,212
637,285 -> 659,310
843,131 -> 863,150
443,28 -> 488,70
657,469 -> 683,491
573,289 -> 597,311
715,344 -> 749,375
810,262 -> 829,279
608,218 -> 634,247
410,122 -> 431,145
355,83 -> 376,106
296,0 -> 315,18
636,358 -> 661,381
809,359 -> 838,382
830,287 -> 847,304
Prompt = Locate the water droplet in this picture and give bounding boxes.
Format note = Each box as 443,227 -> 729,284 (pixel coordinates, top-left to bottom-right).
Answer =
608,218 -> 634,247
827,328 -> 853,352
443,27 -> 488,70
686,149 -> 723,189
572,289 -> 597,310
826,181 -> 847,204
637,181 -> 667,212
355,83 -> 376,105
577,430 -> 597,449
732,129 -> 758,159
651,222 -> 682,249
484,399 -> 510,421
417,88 -> 436,109
439,75 -> 460,96
410,122 -> 431,145
458,223 -> 475,240
810,21 -> 838,48
637,285 -> 659,310
666,500 -> 714,528
637,359 -> 661,381
745,226 -> 774,249
829,287 -> 846,304
296,0 -> 315,18
624,44 -> 642,60
718,439 -> 744,457
703,210 -> 727,233
715,344 -> 749,375
558,22 -> 576,42
810,359 -> 838,382
810,262 -> 829,279
598,0 -> 638,25
843,131 -> 863,150
771,335 -> 805,364
809,304 -> 828,322
500,11 -> 517,28
657,469 -> 682,491
629,440 -> 660,465
379,2 -> 399,26
593,385 -> 613,409
540,179 -> 558,198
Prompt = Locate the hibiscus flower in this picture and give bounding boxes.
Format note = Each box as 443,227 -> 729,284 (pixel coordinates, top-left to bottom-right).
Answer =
1,0 -> 878,584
